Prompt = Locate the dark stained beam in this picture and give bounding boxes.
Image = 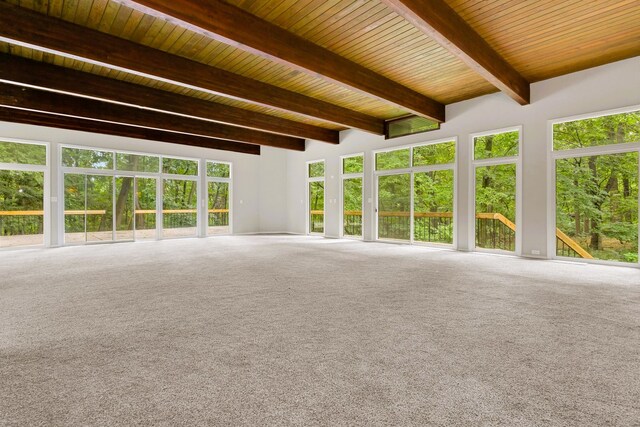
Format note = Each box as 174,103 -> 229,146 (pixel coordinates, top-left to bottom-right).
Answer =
0,107 -> 260,155
119,0 -> 446,122
0,1 -> 383,134
0,54 -> 339,144
381,0 -> 530,105
0,83 -> 305,151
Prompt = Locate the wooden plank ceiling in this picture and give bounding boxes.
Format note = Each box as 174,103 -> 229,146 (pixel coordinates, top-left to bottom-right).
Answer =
0,0 -> 638,155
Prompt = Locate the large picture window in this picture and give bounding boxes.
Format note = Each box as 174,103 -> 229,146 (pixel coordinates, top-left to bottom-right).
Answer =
0,140 -> 47,248
552,108 -> 639,264
307,160 -> 325,234
207,161 -> 231,235
472,128 -> 521,253
374,139 -> 456,245
341,154 -> 364,238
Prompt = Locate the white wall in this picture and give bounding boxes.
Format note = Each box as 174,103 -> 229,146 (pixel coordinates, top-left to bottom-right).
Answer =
0,122 -> 263,245
285,57 -> 640,258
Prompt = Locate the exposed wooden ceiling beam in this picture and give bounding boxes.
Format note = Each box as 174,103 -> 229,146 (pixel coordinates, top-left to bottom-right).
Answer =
0,83 -> 305,151
380,0 -> 530,105
118,0 -> 446,123
0,107 -> 260,155
0,54 -> 338,144
0,1 -> 383,134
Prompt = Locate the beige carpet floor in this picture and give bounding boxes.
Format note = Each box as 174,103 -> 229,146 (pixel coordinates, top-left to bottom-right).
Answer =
1,235 -> 639,426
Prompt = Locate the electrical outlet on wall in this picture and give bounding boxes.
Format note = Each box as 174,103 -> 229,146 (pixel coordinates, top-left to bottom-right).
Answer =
531,249 -> 541,255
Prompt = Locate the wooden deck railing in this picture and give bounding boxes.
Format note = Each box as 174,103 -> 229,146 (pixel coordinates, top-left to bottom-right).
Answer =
313,210 -> 592,258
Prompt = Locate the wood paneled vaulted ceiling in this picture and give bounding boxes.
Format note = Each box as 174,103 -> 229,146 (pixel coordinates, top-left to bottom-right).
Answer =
0,0 -> 638,155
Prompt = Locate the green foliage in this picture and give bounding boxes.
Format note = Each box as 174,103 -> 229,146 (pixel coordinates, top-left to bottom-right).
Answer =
556,151 -> 638,262
475,164 -> 517,221
413,141 -> 455,167
62,147 -> 113,169
386,116 -> 439,139
343,155 -> 363,174
0,170 -> 44,237
116,153 -> 159,173
163,158 -> 198,176
474,131 -> 519,160
0,141 -> 46,165
343,178 -> 362,211
376,148 -> 410,171
308,161 -> 324,178
554,111 -> 640,150
207,162 -> 230,178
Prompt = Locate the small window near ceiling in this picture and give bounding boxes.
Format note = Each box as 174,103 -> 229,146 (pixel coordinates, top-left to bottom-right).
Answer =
385,115 -> 440,139
62,147 -> 114,169
553,110 -> 640,150
207,161 -> 231,178
162,157 -> 198,175
0,141 -> 47,165
375,148 -> 410,171
473,130 -> 519,160
116,153 -> 160,173
308,161 -> 324,178
342,155 -> 364,174
413,141 -> 456,167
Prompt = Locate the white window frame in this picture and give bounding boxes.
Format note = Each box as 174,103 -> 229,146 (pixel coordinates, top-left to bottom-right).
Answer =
547,105 -> 640,268
59,144 -> 201,244
372,137 -> 458,248
340,152 -> 365,240
0,137 -> 50,248
468,126 -> 523,256
306,159 -> 325,236
204,160 -> 233,236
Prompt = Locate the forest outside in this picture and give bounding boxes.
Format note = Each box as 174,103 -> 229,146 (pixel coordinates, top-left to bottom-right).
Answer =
375,141 -> 455,243
1,143 -> 232,246
554,110 -> 639,263
0,141 -> 46,247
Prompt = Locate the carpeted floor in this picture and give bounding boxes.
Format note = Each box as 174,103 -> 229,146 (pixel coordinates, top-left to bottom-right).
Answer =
1,235 -> 639,426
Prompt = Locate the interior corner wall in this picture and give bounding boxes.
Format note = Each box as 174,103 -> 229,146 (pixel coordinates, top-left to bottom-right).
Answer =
257,146 -> 289,233
285,57 -> 640,257
0,122 -> 263,244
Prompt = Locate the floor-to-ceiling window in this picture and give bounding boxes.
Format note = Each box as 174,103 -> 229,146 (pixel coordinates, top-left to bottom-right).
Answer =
471,128 -> 521,253
0,139 -> 47,248
374,139 -> 456,245
161,157 -> 198,239
307,160 -> 325,235
552,107 -> 639,265
340,153 -> 364,239
207,161 -> 231,235
60,145 -> 234,245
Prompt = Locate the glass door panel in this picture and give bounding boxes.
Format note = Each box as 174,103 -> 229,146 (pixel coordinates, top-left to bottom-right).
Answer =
115,176 -> 134,241
414,170 -> 454,244
86,175 -> 113,242
135,177 -> 157,241
475,164 -> 516,251
556,152 -> 638,263
0,170 -> 45,247
163,179 -> 197,238
342,177 -> 362,238
64,173 -> 86,244
378,173 -> 410,241
308,181 -> 324,234
208,181 -> 230,235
